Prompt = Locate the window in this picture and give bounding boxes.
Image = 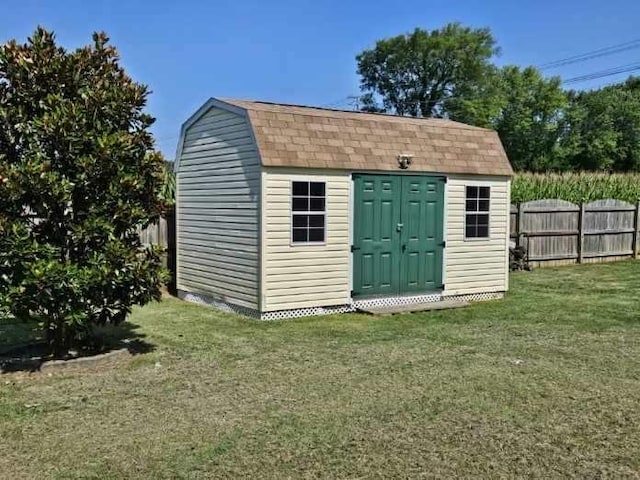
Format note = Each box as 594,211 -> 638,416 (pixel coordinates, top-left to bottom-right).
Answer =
465,186 -> 490,239
292,181 -> 326,243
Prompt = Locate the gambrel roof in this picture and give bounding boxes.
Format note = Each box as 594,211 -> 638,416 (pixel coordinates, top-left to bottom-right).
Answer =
175,98 -> 513,176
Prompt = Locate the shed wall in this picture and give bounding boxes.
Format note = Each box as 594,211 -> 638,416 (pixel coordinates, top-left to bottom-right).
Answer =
443,175 -> 510,295
261,168 -> 351,311
176,107 -> 261,309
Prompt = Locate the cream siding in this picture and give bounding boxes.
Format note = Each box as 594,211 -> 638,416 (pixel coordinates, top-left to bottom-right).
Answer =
443,175 -> 510,296
261,168 -> 351,311
176,107 -> 260,309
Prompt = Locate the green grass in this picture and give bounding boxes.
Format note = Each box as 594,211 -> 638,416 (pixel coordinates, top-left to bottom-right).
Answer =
3,261 -> 640,478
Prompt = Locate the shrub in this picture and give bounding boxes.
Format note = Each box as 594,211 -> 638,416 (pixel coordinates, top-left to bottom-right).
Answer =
0,28 -> 167,357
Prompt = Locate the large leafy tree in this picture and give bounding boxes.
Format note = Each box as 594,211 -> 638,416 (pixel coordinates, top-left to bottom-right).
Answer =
0,28 -> 166,357
356,23 -> 498,117
485,66 -> 566,172
559,78 -> 640,171
356,24 -> 640,173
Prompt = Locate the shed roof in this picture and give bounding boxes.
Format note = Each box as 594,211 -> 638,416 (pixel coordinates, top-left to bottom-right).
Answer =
180,98 -> 513,176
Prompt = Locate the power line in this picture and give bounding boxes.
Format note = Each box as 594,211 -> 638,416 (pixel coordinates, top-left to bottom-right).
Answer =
562,62 -> 640,85
540,38 -> 640,70
320,96 -> 360,109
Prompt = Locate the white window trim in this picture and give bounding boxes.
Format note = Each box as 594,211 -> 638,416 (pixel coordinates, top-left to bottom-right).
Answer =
464,185 -> 491,241
290,180 -> 327,246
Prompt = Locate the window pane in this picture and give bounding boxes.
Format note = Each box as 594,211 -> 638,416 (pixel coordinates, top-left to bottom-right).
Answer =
310,197 -> 325,211
292,182 -> 308,196
466,186 -> 478,199
477,214 -> 489,227
292,228 -> 308,242
309,228 -> 325,242
465,184 -> 490,238
293,215 -> 308,227
309,214 -> 324,228
465,224 -> 476,238
466,199 -> 477,211
292,197 -> 308,211
310,182 -> 325,197
291,181 -> 326,243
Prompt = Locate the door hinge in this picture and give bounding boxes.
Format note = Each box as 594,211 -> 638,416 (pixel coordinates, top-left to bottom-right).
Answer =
351,245 -> 360,252
440,283 -> 445,290
442,176 -> 448,184
440,241 -> 446,248
350,290 -> 355,297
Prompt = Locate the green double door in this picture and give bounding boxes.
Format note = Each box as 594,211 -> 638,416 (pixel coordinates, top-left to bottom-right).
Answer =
352,174 -> 445,298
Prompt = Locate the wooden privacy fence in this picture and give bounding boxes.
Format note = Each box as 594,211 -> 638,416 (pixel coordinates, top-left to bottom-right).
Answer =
138,208 -> 176,291
138,216 -> 170,249
141,202 -> 639,274
510,199 -> 640,267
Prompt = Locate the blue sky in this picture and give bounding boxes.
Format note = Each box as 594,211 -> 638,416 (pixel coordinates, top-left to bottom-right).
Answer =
2,0 -> 640,158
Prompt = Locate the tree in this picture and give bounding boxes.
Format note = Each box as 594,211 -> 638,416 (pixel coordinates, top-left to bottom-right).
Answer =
0,28 -> 167,357
559,78 -> 640,171
356,23 -> 498,117
447,65 -> 567,170
488,66 -> 566,171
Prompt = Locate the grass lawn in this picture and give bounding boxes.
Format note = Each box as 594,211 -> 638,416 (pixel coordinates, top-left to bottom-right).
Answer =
2,261 -> 640,478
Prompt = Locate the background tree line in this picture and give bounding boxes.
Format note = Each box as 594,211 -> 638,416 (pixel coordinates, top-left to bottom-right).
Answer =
356,23 -> 640,172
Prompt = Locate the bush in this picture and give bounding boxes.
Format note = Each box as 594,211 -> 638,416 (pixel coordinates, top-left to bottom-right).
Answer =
0,28 -> 167,357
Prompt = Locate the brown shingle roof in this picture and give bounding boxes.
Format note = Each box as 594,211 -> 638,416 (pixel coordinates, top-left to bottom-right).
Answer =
219,98 -> 513,176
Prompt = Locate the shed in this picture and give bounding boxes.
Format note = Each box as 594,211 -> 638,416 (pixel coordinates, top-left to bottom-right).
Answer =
173,98 -> 513,319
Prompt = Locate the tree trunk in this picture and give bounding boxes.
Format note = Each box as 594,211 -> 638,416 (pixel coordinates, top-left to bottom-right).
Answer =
50,316 -> 69,359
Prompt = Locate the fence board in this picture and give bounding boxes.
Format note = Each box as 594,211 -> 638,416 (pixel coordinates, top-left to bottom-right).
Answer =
510,204 -> 518,238
508,198 -> 640,267
138,217 -> 168,248
137,209 -> 176,292
583,199 -> 634,259
521,200 -> 579,262
145,201 -> 638,276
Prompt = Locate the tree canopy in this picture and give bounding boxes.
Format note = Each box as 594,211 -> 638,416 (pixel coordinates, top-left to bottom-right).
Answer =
0,28 -> 167,357
356,24 -> 498,117
558,79 -> 640,171
356,24 -> 640,172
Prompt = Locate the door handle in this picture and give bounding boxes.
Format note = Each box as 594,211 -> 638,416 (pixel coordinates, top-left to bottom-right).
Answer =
396,223 -> 404,232
402,244 -> 407,252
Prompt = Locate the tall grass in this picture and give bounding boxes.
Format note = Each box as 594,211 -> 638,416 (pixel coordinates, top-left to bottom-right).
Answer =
512,172 -> 640,204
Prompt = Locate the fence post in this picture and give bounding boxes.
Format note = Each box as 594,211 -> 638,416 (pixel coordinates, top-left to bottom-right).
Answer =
577,203 -> 585,263
634,201 -> 640,259
166,207 -> 177,294
517,203 -> 524,248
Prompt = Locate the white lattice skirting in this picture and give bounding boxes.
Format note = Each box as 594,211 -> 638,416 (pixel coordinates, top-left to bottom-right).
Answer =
178,290 -> 504,321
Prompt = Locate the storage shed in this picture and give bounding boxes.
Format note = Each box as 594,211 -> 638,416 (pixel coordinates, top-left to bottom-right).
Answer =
173,98 -> 513,319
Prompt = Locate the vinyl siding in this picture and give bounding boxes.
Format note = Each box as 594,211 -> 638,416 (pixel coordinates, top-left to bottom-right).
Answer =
444,175 -> 510,296
261,168 -> 351,311
176,107 -> 260,309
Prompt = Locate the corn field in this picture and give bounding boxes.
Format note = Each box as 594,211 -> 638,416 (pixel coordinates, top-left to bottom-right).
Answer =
512,173 -> 640,204
160,162 -> 176,205
160,168 -> 640,205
